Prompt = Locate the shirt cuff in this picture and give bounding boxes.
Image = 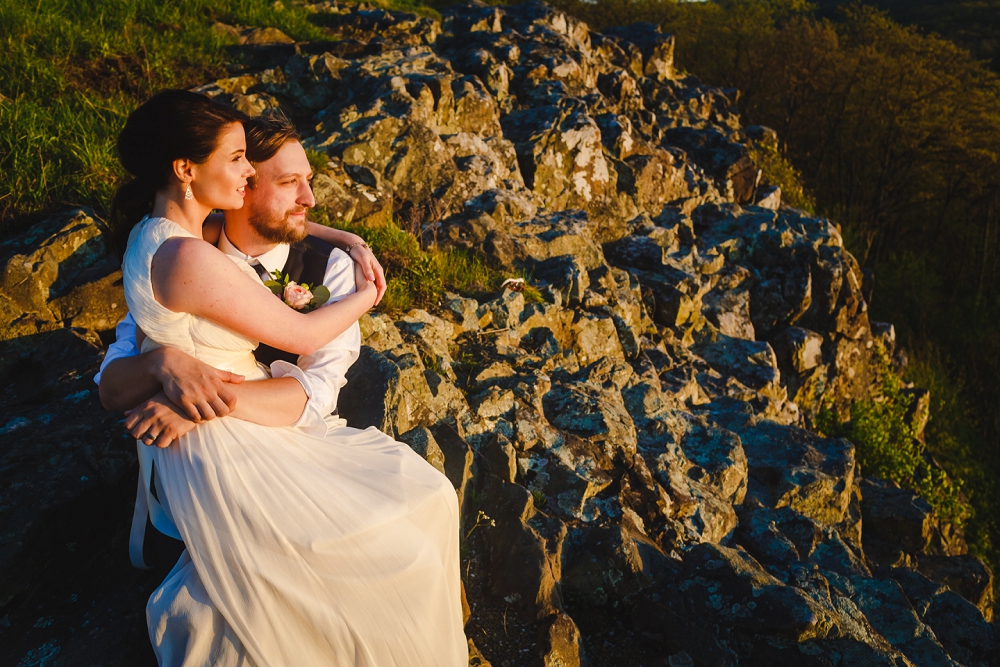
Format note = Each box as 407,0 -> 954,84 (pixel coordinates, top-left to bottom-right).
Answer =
269,360 -> 331,437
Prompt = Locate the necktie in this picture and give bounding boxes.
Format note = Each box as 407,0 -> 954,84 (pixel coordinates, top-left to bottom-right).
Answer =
247,258 -> 271,282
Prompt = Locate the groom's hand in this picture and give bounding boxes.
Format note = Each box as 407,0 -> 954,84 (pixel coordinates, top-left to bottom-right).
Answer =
124,391 -> 196,449
153,347 -> 245,422
353,260 -> 377,307
348,243 -> 387,306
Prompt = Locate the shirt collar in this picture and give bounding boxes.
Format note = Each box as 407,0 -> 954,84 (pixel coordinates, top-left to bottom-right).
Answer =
218,225 -> 290,277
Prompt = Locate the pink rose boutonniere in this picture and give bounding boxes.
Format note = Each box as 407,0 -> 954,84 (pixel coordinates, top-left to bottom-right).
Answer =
283,282 -> 314,309
265,270 -> 331,313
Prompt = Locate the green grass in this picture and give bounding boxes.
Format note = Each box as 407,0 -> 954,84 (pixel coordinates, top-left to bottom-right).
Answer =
0,0 -> 432,237
315,209 -> 542,313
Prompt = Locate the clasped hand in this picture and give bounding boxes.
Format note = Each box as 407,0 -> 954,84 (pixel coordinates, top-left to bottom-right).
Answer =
125,348 -> 245,448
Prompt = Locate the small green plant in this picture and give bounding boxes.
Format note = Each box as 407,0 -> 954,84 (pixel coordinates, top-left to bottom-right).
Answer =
747,142 -> 816,213
816,349 -> 969,526
464,510 -> 495,540
530,488 -> 547,508
327,212 -> 540,313
305,148 -> 331,175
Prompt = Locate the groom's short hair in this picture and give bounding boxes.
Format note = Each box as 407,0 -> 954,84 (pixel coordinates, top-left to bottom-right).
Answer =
244,115 -> 301,188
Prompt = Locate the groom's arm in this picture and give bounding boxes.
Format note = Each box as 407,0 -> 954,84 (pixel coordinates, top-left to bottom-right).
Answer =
130,250 -> 364,443
124,376 -> 310,447
96,313 -> 243,421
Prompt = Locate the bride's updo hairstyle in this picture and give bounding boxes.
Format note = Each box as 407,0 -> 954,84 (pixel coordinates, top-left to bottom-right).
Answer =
109,89 -> 249,260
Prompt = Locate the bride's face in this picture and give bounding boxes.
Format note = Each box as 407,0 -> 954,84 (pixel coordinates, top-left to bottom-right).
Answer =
190,122 -> 255,211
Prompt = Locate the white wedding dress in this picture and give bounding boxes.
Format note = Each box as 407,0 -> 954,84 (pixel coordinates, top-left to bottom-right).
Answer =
123,216 -> 468,667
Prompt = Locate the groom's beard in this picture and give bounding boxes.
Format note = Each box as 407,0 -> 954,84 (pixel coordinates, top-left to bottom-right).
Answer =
248,206 -> 310,244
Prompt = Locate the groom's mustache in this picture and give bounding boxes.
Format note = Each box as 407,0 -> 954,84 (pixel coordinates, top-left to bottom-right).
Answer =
248,204 -> 311,243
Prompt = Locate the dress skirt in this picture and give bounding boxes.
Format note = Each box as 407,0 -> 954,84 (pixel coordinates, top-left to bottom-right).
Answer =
145,419 -> 468,667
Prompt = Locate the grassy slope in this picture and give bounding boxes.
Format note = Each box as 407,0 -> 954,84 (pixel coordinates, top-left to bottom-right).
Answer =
0,0 -> 329,236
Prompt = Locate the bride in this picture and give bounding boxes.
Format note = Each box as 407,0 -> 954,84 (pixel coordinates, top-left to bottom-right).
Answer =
110,89 -> 468,666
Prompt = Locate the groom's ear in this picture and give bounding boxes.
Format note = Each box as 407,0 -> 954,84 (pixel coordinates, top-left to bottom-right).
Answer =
172,158 -> 195,184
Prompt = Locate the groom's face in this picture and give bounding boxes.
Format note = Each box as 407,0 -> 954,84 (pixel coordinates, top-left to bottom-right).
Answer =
245,141 -> 315,244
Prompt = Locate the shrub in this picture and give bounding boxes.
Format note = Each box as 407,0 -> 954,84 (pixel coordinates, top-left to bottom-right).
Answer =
816,349 -> 969,526
747,142 -> 815,212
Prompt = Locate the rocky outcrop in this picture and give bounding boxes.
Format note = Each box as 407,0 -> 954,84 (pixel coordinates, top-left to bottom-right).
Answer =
1,2 -> 993,665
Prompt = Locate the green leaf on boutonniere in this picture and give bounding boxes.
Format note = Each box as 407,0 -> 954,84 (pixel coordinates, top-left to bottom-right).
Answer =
263,280 -> 284,296
270,270 -> 289,286
310,285 -> 331,308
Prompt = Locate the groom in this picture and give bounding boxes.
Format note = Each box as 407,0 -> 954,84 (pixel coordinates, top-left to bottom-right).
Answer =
96,115 -> 384,565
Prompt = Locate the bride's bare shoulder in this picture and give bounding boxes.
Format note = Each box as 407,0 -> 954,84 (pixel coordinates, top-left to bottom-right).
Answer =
151,237 -> 242,308
153,236 -> 232,276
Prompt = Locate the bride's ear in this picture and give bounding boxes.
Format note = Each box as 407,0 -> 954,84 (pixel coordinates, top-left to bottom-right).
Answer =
171,158 -> 195,186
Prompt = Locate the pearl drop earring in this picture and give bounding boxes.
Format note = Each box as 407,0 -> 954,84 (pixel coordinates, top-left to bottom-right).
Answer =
184,185 -> 193,200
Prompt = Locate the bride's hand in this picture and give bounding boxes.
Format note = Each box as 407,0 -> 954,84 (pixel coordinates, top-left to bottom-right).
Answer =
348,243 -> 387,306
124,391 -> 197,449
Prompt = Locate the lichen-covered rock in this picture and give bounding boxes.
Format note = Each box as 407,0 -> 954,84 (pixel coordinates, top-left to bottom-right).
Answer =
398,425 -> 448,476
1,209 -> 123,339
477,476 -> 563,614
850,576 -> 965,667
602,23 -> 675,82
723,417 -> 856,527
2,2 -> 986,665
537,611 -> 583,667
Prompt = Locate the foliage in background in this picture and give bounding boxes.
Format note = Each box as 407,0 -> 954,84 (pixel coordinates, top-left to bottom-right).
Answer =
815,0 -> 1000,72
816,348 -> 969,526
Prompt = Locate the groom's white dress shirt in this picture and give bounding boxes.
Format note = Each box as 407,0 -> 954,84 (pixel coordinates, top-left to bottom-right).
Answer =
94,226 -> 362,436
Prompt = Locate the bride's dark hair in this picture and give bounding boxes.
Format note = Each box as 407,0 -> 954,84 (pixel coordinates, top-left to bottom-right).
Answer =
109,89 -> 249,260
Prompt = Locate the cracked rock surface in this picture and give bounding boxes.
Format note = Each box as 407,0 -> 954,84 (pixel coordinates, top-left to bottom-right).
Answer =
0,2 -> 994,665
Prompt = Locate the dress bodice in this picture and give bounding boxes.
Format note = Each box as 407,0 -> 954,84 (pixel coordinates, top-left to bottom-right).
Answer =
122,216 -> 268,380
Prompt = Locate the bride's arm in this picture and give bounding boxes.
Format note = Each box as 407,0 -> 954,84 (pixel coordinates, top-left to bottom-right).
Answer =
305,221 -> 386,305
152,237 -> 376,356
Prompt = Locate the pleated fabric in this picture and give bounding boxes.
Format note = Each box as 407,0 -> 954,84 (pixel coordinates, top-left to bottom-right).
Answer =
123,216 -> 468,667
